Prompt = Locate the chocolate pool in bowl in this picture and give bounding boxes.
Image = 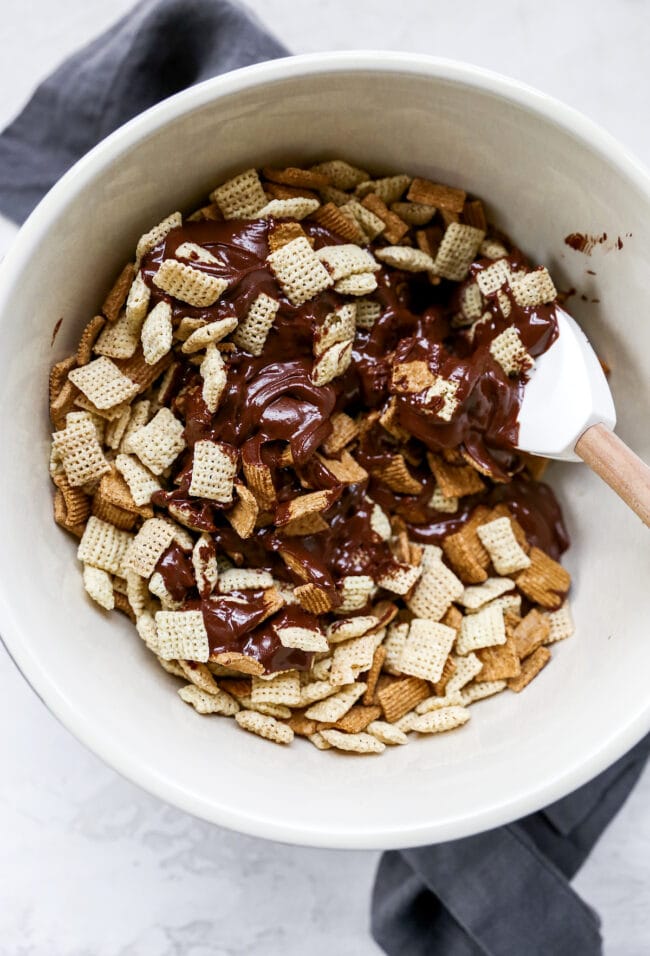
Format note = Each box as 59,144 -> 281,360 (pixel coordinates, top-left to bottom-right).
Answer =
1,53 -> 649,847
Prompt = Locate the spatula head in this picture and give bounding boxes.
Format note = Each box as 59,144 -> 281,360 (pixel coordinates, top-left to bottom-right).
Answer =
517,307 -> 616,461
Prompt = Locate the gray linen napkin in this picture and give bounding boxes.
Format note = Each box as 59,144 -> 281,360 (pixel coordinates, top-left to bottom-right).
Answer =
1,4 -> 647,954
0,0 -> 288,221
373,734 -> 650,955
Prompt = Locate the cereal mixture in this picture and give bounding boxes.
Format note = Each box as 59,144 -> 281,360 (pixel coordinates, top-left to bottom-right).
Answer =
49,161 -> 575,754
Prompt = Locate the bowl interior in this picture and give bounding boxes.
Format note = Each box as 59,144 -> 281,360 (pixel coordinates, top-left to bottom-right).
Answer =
2,56 -> 649,848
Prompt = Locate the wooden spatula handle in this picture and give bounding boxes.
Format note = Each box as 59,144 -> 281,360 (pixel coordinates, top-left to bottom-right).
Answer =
575,423 -> 650,527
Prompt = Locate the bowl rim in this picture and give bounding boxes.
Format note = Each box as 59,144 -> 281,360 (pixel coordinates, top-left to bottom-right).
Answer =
2,50 -> 650,849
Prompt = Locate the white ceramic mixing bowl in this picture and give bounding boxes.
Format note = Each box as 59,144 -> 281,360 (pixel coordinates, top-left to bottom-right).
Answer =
2,52 -> 649,849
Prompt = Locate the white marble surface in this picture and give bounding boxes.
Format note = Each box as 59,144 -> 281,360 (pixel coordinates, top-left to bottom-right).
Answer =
2,1 -> 650,953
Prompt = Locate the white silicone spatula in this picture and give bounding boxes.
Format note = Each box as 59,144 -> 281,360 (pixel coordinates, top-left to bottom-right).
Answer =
517,307 -> 650,526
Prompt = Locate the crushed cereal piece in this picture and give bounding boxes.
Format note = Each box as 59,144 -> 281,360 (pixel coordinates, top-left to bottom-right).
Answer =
263,166 -> 329,189
53,471 -> 91,526
327,615 -> 377,643
383,621 -> 409,676
268,221 -> 311,252
430,486 -> 458,513
308,731 -> 332,750
476,259 -> 512,297
226,481 -> 259,539
424,376 -> 460,421
115,349 -> 171,395
321,411 -> 358,456
390,201 -> 435,226
319,702 -> 382,734
293,582 -> 333,614
432,654 -> 457,696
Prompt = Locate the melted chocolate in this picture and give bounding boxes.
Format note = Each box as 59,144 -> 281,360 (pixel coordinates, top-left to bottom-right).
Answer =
139,215 -> 567,672
156,543 -> 195,602
192,593 -> 315,672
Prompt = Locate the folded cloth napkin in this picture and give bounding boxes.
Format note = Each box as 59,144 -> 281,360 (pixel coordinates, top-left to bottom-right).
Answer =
372,733 -> 650,956
0,0 -> 288,222
0,4 -> 647,955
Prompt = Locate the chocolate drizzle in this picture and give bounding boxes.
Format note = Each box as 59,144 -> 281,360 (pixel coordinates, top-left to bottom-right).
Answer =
142,216 -> 567,672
